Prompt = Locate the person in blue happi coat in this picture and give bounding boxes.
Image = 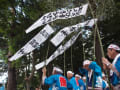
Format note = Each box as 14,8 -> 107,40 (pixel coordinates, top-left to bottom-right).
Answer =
67,71 -> 80,90
75,74 -> 86,90
82,76 -> 87,86
79,60 -> 102,90
102,73 -> 109,90
102,43 -> 120,90
42,66 -> 72,90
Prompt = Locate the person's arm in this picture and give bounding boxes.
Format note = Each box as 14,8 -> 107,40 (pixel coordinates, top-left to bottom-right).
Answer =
102,57 -> 112,69
102,57 -> 120,76
42,67 -> 56,85
102,57 -> 120,77
42,67 -> 47,84
79,68 -> 88,75
44,75 -> 56,85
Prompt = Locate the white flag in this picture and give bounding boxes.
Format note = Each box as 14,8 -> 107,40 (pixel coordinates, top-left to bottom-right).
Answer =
35,31 -> 82,70
9,24 -> 54,61
26,4 -> 88,33
51,19 -> 97,46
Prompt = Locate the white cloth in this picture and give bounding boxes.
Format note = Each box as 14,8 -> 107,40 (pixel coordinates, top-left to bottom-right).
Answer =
53,67 -> 63,73
83,60 -> 91,66
67,71 -> 74,75
108,44 -> 120,51
75,74 -> 81,79
88,70 -> 93,82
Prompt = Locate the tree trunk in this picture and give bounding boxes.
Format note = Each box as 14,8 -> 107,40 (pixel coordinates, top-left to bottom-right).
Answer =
95,31 -> 103,68
7,61 -> 17,90
26,80 -> 30,90
7,1 -> 17,89
25,53 -> 36,90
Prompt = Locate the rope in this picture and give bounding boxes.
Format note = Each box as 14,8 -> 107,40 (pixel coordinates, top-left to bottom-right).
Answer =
71,46 -> 73,71
80,28 -> 88,90
86,1 -> 101,89
64,48 -> 66,76
45,42 -> 50,61
81,28 -> 86,61
86,0 -> 112,89
93,26 -> 97,61
70,0 -> 74,72
92,25 -> 97,90
87,0 -> 105,58
82,35 -> 88,90
62,0 -> 66,77
97,0 -> 113,89
83,43 -> 85,61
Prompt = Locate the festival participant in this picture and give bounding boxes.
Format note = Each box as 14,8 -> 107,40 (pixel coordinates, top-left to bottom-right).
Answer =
67,71 -> 80,90
82,76 -> 87,85
42,66 -> 72,90
102,73 -> 109,90
102,43 -> 120,90
102,72 -> 109,90
80,60 -> 102,90
75,74 -> 86,90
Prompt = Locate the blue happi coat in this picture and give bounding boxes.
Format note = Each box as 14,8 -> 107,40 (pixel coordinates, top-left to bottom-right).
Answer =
78,79 -> 86,90
110,54 -> 120,86
69,77 -> 80,90
44,74 -> 72,90
79,61 -> 102,88
102,80 -> 109,90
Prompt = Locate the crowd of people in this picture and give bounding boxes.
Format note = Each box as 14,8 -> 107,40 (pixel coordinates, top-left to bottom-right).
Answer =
40,43 -> 120,90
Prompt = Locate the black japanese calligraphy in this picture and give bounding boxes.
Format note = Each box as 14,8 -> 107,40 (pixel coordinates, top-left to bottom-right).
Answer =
40,29 -> 49,38
18,48 -> 26,55
61,30 -> 68,36
29,39 -> 39,48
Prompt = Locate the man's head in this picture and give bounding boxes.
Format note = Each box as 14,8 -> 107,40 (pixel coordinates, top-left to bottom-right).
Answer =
107,44 -> 120,59
67,71 -> 74,79
82,76 -> 86,83
83,60 -> 91,71
75,74 -> 81,80
52,67 -> 63,75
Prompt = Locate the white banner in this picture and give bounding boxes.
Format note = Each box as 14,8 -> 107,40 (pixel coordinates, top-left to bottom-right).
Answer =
25,4 -> 88,33
9,24 -> 54,61
35,31 -> 82,70
51,19 -> 97,46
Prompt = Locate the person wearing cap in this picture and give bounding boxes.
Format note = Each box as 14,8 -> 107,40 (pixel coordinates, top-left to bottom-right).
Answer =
102,44 -> 120,89
79,60 -> 102,90
75,74 -> 86,90
102,72 -> 109,90
42,67 -> 72,90
67,71 -> 80,90
82,76 -> 86,85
